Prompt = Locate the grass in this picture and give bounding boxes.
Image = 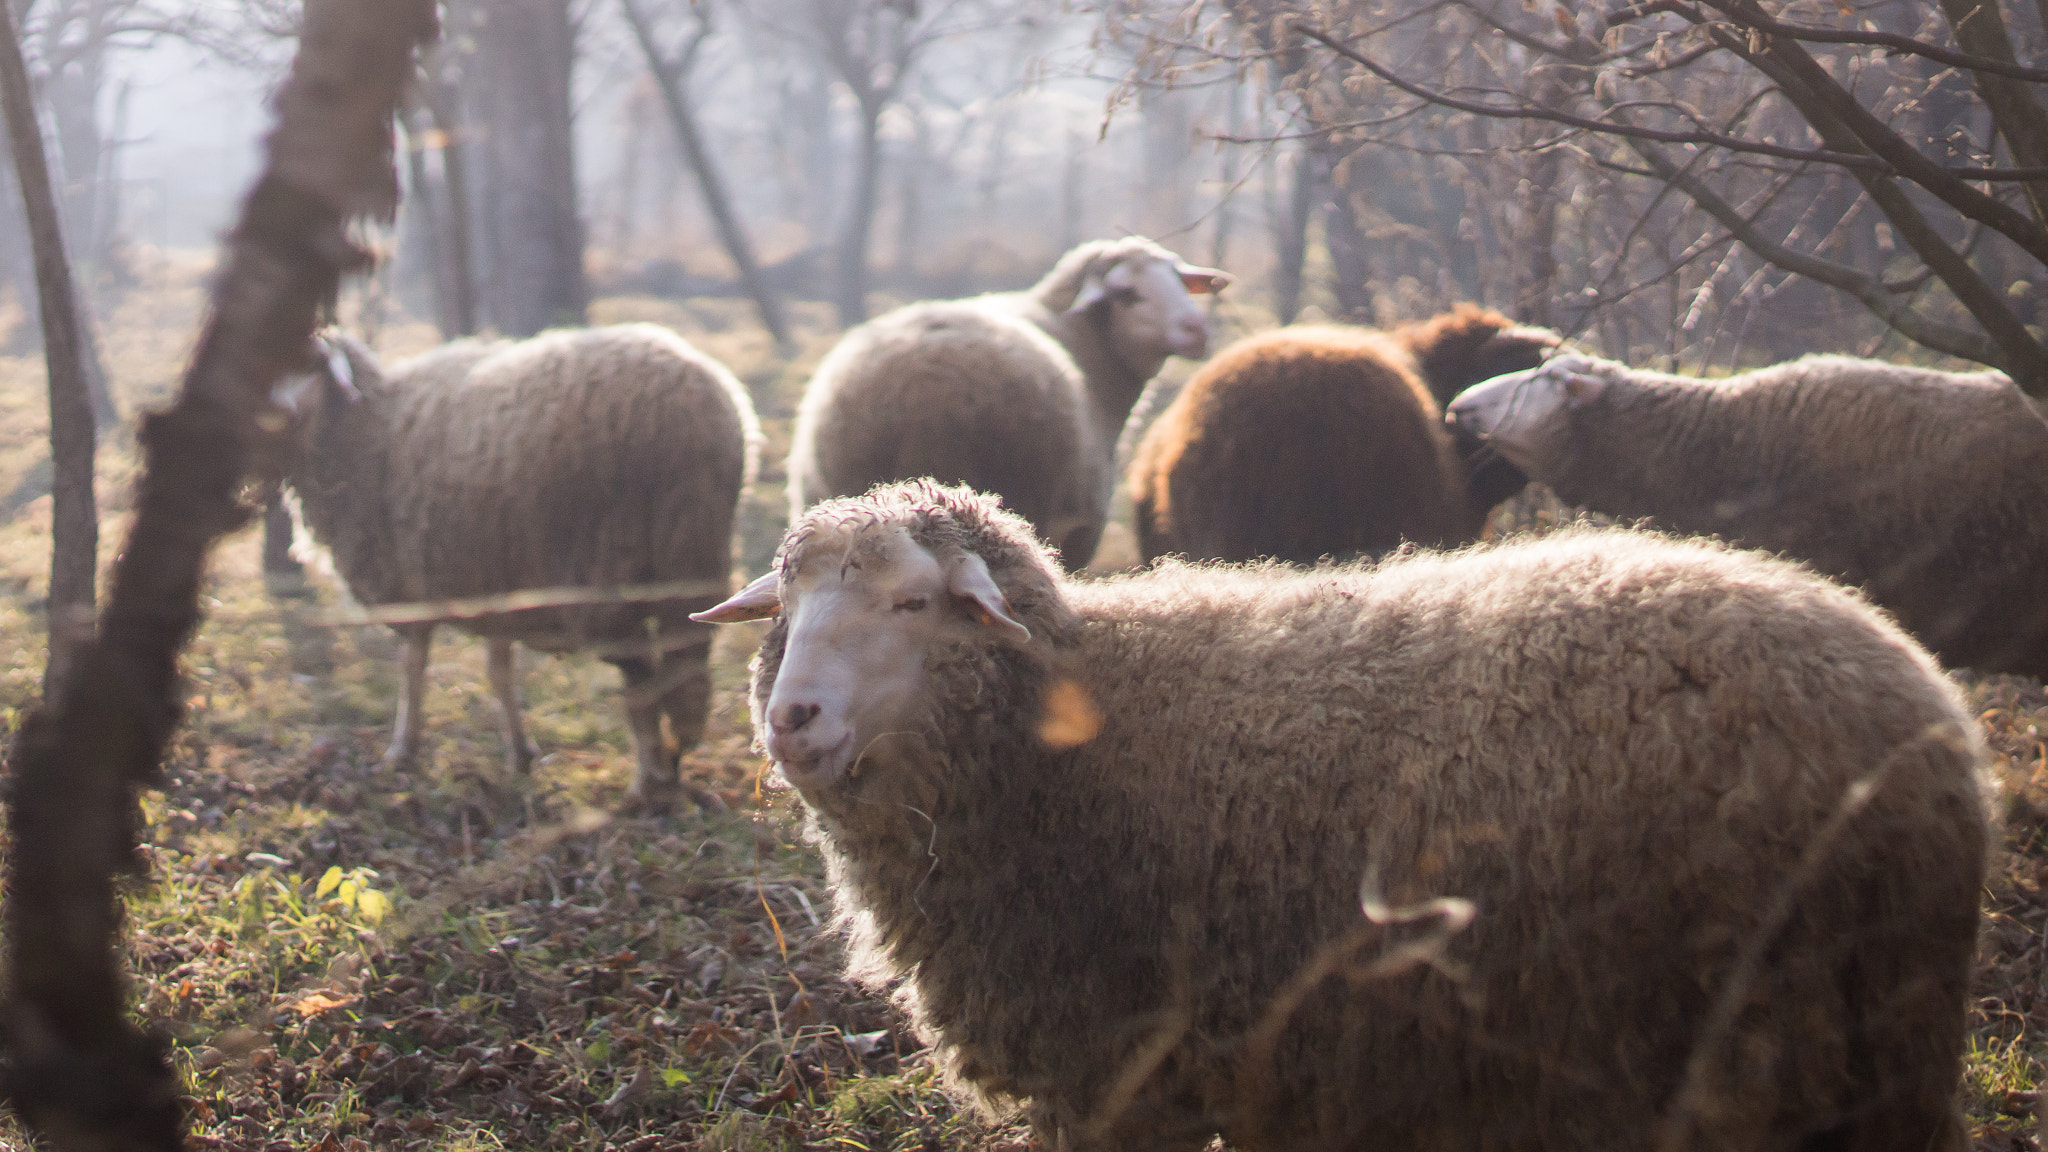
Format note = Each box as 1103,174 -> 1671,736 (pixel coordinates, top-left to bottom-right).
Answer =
0,253 -> 2039,1150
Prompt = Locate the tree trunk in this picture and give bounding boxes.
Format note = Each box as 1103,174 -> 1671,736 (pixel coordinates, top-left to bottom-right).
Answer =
422,76 -> 477,337
1273,142 -> 1318,324
1324,154 -> 1375,322
464,0 -> 584,335
400,107 -> 455,338
620,0 -> 790,349
835,95 -> 884,327
0,0 -> 96,695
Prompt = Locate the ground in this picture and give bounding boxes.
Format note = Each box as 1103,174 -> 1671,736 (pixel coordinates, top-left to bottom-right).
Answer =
0,256 -> 2039,1150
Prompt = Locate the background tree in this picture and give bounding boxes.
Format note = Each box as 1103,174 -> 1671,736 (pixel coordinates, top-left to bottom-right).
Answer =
1108,0 -> 2048,395
620,0 -> 790,349
453,0 -> 586,335
0,0 -> 97,693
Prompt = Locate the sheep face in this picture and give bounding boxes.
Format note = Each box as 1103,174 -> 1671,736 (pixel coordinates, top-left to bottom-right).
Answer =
1445,352 -> 1609,476
265,334 -> 368,463
1069,250 -> 1228,361
696,521 -> 1028,793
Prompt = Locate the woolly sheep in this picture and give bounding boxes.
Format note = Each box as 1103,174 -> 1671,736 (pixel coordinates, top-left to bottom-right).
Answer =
695,479 -> 1987,1152
1396,303 -> 1562,509
1447,350 -> 2048,679
1126,307 -> 1554,565
273,324 -> 760,805
787,237 -> 1228,571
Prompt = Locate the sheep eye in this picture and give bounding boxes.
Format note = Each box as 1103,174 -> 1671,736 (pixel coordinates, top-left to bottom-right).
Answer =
894,596 -> 930,612
1110,286 -> 1141,305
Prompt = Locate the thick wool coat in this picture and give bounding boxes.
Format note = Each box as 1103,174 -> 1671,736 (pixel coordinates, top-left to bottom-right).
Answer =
751,481 -> 1987,1152
1520,353 -> 2048,678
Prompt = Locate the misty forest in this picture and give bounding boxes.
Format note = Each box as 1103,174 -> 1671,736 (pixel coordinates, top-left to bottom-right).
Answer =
0,0 -> 2044,1149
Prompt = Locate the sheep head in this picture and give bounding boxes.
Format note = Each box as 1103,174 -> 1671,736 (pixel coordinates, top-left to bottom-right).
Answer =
258,331 -> 369,475
1066,239 -> 1230,361
695,481 -> 1062,795
1445,352 -> 1612,477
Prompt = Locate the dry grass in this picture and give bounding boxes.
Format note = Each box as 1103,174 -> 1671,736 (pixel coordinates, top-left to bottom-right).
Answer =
0,254 -> 2037,1150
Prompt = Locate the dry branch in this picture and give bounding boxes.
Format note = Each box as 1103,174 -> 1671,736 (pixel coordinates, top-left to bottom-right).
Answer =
0,0 -> 437,1147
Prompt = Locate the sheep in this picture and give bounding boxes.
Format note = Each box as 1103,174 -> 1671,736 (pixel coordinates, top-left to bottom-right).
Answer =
694,479 -> 1988,1152
1125,307 -> 1556,565
787,237 -> 1228,571
1393,303 -> 1562,509
272,323 -> 760,806
1447,350 -> 2048,679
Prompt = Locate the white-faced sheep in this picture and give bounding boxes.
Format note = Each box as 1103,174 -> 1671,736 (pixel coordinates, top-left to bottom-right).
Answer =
273,324 -> 759,805
1448,351 -> 2048,679
787,237 -> 1228,571
695,479 -> 1987,1152
1125,308 -> 1557,564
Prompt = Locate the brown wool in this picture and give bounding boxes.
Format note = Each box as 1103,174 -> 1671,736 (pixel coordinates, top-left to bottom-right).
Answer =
1127,307 -> 1554,566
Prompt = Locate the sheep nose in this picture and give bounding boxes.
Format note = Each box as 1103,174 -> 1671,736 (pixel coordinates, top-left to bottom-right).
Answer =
772,701 -> 821,734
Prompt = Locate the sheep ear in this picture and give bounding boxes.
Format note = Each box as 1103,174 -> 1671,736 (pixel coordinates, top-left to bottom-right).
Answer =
1176,263 -> 1230,294
315,333 -> 362,402
947,553 -> 1030,642
1561,372 -> 1607,407
692,570 -> 781,623
1066,260 -> 1136,315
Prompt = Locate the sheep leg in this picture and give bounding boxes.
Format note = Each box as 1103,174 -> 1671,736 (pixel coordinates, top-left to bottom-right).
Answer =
657,638 -> 725,811
485,637 -> 539,775
614,655 -> 678,804
384,624 -> 433,768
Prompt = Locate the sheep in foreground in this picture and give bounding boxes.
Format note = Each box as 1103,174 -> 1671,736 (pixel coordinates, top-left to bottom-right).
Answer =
1448,351 -> 2048,679
274,324 -> 759,805
787,237 -> 1227,571
1126,307 -> 1555,565
695,480 -> 1987,1152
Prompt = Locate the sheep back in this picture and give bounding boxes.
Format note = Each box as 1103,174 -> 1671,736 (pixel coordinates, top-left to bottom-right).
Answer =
753,483 -> 1987,1152
1529,354 -> 2048,678
788,300 -> 1100,558
297,323 -> 758,651
1126,326 -> 1480,564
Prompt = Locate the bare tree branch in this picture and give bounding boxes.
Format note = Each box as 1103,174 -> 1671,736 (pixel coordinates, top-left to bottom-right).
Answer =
1628,138 -> 2007,365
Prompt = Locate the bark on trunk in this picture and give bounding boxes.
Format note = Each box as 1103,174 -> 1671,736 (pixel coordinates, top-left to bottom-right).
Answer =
465,0 -> 584,335
422,77 -> 477,337
0,0 -> 96,695
1324,156 -> 1375,322
835,96 -> 885,327
1273,143 -> 1318,324
0,1 -> 434,1147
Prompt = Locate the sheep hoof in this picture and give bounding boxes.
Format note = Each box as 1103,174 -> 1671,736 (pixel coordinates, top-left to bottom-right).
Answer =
381,745 -> 418,771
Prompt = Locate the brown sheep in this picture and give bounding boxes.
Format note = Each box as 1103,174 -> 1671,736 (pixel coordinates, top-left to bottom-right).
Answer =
696,479 -> 1987,1152
274,324 -> 758,805
1127,308 -> 1554,565
1448,350 -> 2048,679
789,237 -> 1227,571
1394,303 -> 1561,508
